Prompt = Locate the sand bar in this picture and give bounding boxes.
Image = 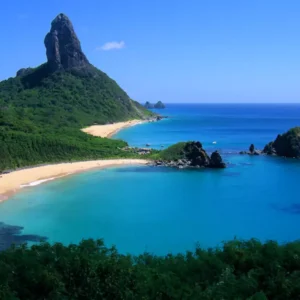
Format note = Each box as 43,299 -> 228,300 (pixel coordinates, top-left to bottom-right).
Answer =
82,120 -> 145,138
0,159 -> 148,201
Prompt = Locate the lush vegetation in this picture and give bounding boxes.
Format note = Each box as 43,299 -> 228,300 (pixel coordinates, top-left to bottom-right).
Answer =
0,130 -> 138,171
155,142 -> 187,160
0,65 -> 154,171
264,127 -> 300,158
0,238 -> 300,299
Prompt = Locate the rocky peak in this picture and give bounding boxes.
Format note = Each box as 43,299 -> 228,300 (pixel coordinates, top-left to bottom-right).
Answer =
44,13 -> 89,72
16,68 -> 33,77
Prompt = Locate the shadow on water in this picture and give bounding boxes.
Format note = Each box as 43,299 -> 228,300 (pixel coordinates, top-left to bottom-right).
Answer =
271,204 -> 300,215
0,222 -> 47,251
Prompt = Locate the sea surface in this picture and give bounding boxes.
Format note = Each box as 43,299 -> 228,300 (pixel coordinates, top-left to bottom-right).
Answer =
1,104 -> 300,254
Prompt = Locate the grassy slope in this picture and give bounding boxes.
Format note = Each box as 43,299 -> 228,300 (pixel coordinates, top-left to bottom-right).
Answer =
0,64 -> 155,171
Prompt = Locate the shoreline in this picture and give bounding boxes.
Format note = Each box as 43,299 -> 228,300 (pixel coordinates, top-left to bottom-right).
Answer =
0,159 -> 149,202
81,119 -> 147,138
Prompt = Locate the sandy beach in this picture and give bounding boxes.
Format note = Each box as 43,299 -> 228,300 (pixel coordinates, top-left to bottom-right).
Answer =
0,159 -> 148,201
82,120 -> 145,138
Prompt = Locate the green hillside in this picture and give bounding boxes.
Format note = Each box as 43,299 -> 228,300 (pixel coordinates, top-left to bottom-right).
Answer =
0,14 -> 154,171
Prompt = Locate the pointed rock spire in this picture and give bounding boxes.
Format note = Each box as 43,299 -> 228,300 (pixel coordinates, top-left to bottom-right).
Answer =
44,13 -> 89,72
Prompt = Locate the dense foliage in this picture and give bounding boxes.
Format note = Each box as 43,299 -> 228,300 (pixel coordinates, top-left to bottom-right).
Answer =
264,127 -> 300,158
0,65 -> 154,171
155,142 -> 187,160
1,238 -> 300,299
0,130 -> 135,171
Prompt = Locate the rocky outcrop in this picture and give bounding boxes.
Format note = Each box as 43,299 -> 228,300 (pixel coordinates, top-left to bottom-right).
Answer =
154,141 -> 226,169
240,144 -> 262,156
263,127 -> 300,158
263,142 -> 276,155
16,68 -> 33,77
44,13 -> 90,72
144,101 -> 166,109
154,101 -> 165,109
210,151 -> 226,168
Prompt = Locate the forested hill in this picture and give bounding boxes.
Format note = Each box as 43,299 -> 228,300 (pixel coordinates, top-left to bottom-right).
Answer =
0,13 -> 154,171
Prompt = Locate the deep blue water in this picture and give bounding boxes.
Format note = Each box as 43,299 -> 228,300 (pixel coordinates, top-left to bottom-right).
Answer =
115,103 -> 300,152
1,104 -> 300,255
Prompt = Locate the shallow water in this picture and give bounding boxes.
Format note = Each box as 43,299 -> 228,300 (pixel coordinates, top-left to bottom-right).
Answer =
1,104 -> 300,254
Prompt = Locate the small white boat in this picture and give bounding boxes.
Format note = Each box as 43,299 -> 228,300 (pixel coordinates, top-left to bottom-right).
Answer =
212,141 -> 217,144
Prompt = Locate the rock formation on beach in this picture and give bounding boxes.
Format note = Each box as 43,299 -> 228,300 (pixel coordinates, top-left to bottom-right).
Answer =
263,127 -> 300,158
154,141 -> 226,169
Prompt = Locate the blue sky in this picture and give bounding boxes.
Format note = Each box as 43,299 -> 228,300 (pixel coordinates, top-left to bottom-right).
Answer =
1,0 -> 300,103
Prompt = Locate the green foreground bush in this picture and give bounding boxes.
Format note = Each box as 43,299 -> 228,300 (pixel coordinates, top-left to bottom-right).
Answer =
1,238 -> 300,299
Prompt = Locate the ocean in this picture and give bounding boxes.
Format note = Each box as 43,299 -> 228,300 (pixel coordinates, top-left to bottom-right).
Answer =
1,104 -> 300,255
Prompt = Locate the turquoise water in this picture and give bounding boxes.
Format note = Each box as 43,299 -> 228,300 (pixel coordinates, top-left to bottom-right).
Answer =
1,104 -> 300,254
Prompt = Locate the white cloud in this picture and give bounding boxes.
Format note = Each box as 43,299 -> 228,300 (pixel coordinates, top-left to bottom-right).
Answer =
96,41 -> 125,51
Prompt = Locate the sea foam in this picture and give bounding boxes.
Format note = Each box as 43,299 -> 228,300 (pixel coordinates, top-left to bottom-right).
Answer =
20,177 -> 56,188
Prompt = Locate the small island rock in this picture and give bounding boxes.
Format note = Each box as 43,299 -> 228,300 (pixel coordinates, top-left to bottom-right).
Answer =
154,101 -> 165,109
209,151 -> 226,168
154,141 -> 226,169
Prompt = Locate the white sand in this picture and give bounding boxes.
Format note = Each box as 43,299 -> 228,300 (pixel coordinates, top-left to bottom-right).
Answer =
0,159 -> 148,200
81,120 -> 145,138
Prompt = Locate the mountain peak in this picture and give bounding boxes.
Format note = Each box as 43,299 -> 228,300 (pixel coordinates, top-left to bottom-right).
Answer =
44,13 -> 90,72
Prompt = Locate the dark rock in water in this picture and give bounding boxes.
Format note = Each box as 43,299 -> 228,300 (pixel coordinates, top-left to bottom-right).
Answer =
16,68 -> 33,77
154,101 -> 165,109
239,146 -> 262,156
154,141 -> 226,169
145,101 -> 166,109
44,13 -> 90,73
209,151 -> 226,168
263,127 -> 300,158
184,141 -> 210,167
